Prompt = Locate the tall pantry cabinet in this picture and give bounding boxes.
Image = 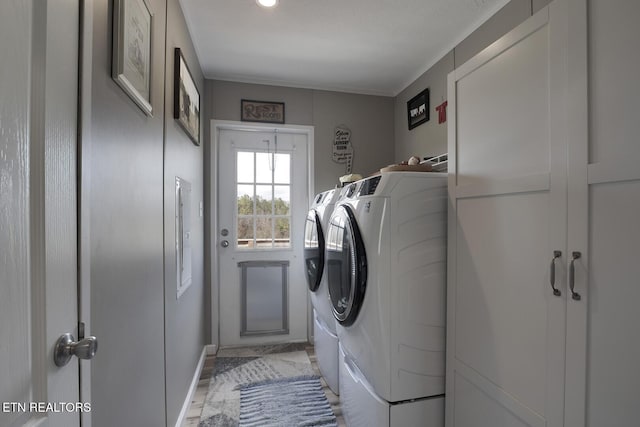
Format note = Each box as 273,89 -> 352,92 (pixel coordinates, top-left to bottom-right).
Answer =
445,0 -> 640,426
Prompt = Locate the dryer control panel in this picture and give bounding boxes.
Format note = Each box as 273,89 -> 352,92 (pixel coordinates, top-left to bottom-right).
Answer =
344,183 -> 358,198
358,176 -> 381,196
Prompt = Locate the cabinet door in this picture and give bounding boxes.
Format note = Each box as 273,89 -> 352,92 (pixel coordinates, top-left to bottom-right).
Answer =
446,1 -> 580,426
564,1 -> 640,426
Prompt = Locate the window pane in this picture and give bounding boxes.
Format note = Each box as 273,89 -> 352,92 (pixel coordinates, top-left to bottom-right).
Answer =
255,153 -> 273,183
234,149 -> 293,251
237,217 -> 254,249
255,185 -> 272,215
255,217 -> 272,248
273,153 -> 290,184
237,185 -> 254,215
274,185 -> 290,215
237,151 -> 254,183
275,218 -> 290,248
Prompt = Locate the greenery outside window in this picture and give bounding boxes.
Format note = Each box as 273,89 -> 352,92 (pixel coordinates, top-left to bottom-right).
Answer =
236,150 -> 291,249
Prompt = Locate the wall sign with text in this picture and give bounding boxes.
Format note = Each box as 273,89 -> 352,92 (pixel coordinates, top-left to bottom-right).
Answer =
332,126 -> 353,173
241,100 -> 285,124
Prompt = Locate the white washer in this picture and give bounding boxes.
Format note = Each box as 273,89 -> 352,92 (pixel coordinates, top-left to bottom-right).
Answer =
303,188 -> 340,394
326,172 -> 447,426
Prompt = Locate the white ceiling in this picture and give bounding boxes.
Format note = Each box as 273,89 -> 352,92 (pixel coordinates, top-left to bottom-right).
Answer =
179,0 -> 510,96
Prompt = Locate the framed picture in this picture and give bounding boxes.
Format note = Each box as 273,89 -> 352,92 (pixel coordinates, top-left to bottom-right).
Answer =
241,100 -> 285,124
407,88 -> 430,130
112,0 -> 153,116
174,48 -> 200,146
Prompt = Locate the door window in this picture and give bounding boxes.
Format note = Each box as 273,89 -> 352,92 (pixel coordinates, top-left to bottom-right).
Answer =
236,150 -> 291,249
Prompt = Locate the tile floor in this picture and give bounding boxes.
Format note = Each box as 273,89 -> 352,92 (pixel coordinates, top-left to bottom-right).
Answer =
181,344 -> 345,426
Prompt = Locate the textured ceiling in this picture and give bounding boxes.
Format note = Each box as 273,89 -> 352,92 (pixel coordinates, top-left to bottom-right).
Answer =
179,0 -> 510,96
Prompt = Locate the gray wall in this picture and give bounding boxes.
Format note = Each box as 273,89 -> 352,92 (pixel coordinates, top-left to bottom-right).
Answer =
206,80 -> 395,192
204,80 -> 395,346
87,0 -> 204,425
312,91 -> 395,192
88,0 -> 166,425
394,0 -> 551,162
163,0 -> 206,426
395,52 -> 454,162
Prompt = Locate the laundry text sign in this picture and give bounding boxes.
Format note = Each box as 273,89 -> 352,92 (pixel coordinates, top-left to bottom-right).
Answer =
332,127 -> 353,173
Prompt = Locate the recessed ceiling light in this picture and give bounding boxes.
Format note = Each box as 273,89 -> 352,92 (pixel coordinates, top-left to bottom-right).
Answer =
256,0 -> 278,8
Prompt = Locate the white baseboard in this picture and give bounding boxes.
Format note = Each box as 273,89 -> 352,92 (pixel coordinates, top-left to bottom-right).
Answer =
175,346 -> 207,427
205,344 -> 218,355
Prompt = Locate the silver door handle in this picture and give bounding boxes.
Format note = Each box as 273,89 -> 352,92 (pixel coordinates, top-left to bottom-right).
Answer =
549,250 -> 562,296
54,333 -> 98,367
569,251 -> 582,301
220,240 -> 229,248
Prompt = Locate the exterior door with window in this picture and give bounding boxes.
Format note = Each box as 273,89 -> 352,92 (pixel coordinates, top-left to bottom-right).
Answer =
217,126 -> 310,347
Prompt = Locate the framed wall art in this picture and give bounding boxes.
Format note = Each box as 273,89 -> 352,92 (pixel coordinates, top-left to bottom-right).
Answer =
241,99 -> 285,124
174,48 -> 201,146
407,88 -> 430,130
112,0 -> 153,116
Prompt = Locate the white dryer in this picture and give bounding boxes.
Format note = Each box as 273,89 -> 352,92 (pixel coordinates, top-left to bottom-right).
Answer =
303,187 -> 340,394
326,172 -> 447,427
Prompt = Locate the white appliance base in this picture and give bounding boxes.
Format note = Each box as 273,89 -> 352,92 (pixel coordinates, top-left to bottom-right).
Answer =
339,344 -> 444,427
314,309 -> 339,395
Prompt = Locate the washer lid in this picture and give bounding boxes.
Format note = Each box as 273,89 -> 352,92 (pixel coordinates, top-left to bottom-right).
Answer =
326,204 -> 367,326
303,209 -> 324,292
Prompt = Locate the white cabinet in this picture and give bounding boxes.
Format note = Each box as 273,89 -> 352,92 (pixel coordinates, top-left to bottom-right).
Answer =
446,3 -> 572,426
446,0 -> 640,426
564,1 -> 640,426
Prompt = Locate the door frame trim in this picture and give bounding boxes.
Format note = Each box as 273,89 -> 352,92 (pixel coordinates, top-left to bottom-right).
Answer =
78,1 -> 95,425
210,120 -> 315,348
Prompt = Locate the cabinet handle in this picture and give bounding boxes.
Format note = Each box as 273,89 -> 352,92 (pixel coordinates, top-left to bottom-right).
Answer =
549,250 -> 562,296
569,251 -> 582,301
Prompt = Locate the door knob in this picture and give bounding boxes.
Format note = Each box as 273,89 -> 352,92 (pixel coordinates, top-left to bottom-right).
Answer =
54,333 -> 98,367
221,240 -> 229,248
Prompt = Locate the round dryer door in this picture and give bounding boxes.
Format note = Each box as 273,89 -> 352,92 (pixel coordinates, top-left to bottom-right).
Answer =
326,204 -> 367,326
303,210 -> 324,292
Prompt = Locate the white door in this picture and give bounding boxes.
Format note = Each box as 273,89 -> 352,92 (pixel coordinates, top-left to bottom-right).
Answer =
446,3 -> 572,426
216,124 -> 311,347
564,1 -> 640,425
0,1 -> 81,426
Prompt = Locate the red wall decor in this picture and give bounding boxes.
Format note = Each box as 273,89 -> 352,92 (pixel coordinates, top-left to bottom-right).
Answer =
436,100 -> 448,124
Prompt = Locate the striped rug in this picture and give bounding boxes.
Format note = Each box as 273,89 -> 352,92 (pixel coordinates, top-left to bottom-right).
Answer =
195,344 -> 345,427
239,375 -> 337,427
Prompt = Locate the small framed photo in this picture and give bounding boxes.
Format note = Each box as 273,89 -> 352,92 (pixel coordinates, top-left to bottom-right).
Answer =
174,48 -> 200,146
407,88 -> 430,130
241,100 -> 285,124
112,0 -> 153,116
